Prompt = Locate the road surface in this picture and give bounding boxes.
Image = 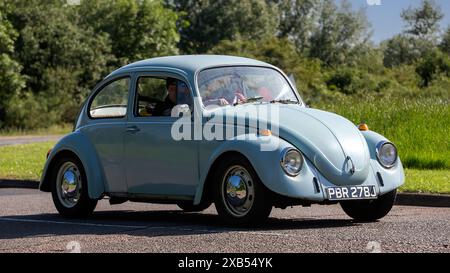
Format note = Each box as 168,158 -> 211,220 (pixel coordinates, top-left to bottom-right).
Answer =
0,188 -> 449,253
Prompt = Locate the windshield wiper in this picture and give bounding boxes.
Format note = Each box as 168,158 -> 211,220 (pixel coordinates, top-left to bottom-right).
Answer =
270,99 -> 300,104
233,96 -> 264,106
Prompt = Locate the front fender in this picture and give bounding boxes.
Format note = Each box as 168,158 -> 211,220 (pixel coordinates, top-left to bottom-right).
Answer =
40,131 -> 106,199
361,130 -> 405,195
194,134 -> 325,204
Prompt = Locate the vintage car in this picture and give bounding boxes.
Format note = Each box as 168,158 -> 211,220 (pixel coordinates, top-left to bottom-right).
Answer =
40,55 -> 405,225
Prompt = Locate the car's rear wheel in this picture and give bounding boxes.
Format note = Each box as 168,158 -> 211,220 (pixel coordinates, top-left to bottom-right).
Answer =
177,201 -> 211,212
340,189 -> 397,222
51,155 -> 97,218
213,155 -> 272,226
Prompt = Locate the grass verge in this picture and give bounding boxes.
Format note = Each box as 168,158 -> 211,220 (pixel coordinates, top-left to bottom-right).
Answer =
400,169 -> 450,194
316,96 -> 450,170
0,141 -> 55,180
0,124 -> 71,137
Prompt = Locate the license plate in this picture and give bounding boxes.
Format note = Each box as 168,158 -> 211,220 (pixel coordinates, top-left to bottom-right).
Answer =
326,186 -> 377,201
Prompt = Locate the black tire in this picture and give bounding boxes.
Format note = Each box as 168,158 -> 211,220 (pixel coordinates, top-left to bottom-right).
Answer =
213,155 -> 272,226
177,201 -> 211,212
51,155 -> 97,218
340,189 -> 397,222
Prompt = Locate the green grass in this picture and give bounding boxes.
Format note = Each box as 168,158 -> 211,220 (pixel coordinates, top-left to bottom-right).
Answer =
315,96 -> 450,170
400,169 -> 450,194
0,124 -> 71,137
0,141 -> 56,180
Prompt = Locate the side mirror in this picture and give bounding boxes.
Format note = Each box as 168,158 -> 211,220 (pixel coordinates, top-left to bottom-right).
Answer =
171,104 -> 191,118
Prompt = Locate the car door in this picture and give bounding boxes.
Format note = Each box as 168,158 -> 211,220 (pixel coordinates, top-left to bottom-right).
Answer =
124,72 -> 198,198
82,75 -> 131,193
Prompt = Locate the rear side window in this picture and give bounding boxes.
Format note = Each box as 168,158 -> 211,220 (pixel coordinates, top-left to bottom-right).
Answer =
90,77 -> 130,119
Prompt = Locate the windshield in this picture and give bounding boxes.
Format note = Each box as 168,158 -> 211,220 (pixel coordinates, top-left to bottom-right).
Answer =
197,66 -> 300,107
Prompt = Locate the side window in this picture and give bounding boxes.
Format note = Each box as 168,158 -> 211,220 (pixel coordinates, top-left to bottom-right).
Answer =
135,77 -> 192,117
90,77 -> 130,119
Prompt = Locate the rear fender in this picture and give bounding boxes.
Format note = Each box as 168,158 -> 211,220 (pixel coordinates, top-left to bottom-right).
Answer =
40,132 -> 106,199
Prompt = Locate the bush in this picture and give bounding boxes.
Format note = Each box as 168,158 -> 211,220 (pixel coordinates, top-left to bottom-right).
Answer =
415,49 -> 450,87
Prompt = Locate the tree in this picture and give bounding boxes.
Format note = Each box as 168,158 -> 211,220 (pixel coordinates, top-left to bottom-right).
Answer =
4,0 -> 114,127
401,0 -> 444,42
78,0 -> 180,65
171,0 -> 279,54
308,0 -> 371,66
382,34 -> 433,67
0,3 -> 24,128
383,0 -> 443,68
440,27 -> 450,56
271,0 -> 319,53
415,49 -> 450,87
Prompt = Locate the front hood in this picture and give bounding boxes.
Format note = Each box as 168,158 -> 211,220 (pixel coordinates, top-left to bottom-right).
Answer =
208,104 -> 370,185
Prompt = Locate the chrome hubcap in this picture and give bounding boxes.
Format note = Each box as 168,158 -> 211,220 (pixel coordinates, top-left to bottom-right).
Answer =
221,166 -> 255,217
56,162 -> 81,208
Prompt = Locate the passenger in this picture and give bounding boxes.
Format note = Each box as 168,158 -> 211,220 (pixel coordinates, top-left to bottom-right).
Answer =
202,76 -> 246,106
257,87 -> 273,102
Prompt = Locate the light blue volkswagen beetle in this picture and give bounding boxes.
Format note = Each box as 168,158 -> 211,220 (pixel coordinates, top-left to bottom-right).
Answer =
40,55 -> 405,225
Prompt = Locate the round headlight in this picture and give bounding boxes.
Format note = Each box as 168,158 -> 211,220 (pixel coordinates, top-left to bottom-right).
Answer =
376,141 -> 398,168
281,148 -> 303,176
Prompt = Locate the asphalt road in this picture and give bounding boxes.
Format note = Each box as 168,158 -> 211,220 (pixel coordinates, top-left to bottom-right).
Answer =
0,135 -> 62,146
0,188 -> 449,253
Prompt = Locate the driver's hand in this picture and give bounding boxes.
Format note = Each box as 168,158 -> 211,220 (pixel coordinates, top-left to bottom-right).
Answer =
235,92 -> 246,102
218,98 -> 229,106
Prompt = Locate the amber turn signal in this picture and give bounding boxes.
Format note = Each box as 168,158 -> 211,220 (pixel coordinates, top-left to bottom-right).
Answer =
259,129 -> 272,136
358,123 -> 369,131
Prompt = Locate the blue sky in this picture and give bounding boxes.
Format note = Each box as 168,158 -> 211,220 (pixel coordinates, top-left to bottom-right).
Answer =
336,0 -> 450,43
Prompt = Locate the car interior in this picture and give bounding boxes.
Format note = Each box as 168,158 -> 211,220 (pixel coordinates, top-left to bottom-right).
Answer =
135,77 -> 192,117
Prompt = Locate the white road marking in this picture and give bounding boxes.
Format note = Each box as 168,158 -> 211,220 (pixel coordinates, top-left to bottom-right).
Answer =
0,217 -> 309,238
0,217 -> 147,229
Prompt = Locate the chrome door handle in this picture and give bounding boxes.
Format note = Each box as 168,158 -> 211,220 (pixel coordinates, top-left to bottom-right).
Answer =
126,126 -> 140,134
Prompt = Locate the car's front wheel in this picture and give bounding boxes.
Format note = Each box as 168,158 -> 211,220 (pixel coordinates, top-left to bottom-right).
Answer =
51,155 -> 97,218
340,189 -> 397,222
213,155 -> 272,226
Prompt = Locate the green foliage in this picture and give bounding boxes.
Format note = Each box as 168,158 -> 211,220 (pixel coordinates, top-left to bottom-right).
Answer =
3,0 -> 114,128
401,0 -> 444,42
441,27 -> 450,55
308,0 -> 370,66
1,0 -> 180,129
0,4 -> 24,129
272,0 -> 319,52
172,0 -> 278,54
78,0 -> 179,64
382,35 -> 433,67
415,49 -> 450,87
383,0 -> 445,68
326,68 -> 355,94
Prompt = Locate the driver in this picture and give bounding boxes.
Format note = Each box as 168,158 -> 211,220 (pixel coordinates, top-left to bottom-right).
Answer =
153,78 -> 178,116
